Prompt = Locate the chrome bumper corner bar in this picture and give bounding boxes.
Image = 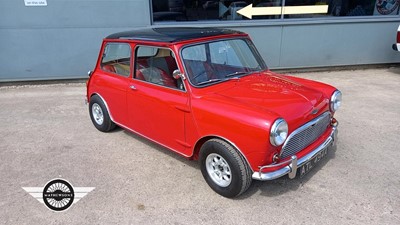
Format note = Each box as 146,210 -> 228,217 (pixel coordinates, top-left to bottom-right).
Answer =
252,125 -> 338,181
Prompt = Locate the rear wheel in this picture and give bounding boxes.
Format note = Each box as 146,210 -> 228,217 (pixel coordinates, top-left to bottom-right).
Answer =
89,95 -> 116,132
199,139 -> 252,198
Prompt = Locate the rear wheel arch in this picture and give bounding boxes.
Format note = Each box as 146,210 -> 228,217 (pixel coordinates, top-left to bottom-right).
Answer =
90,93 -> 115,122
88,93 -> 116,132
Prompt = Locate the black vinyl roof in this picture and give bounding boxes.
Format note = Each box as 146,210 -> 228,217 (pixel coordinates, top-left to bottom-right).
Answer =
106,27 -> 245,43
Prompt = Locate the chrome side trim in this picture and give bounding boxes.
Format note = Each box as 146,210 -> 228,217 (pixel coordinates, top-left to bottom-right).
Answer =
91,94 -> 250,166
91,93 -> 193,158
113,121 -> 192,158
252,124 -> 337,181
91,93 -> 195,159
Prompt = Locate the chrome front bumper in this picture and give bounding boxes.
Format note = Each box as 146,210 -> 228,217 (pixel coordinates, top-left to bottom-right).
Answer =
252,125 -> 338,181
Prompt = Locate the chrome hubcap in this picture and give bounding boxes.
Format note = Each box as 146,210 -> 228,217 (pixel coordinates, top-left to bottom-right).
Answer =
92,103 -> 104,125
206,153 -> 231,187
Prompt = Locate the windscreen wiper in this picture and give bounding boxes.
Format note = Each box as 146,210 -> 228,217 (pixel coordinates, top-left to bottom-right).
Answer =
196,79 -> 222,85
225,71 -> 249,78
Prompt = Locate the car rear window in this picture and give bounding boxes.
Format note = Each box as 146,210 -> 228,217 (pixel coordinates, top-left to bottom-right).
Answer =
100,43 -> 131,77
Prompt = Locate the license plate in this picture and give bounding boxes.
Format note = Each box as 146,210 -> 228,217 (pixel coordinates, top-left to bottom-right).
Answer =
299,146 -> 329,178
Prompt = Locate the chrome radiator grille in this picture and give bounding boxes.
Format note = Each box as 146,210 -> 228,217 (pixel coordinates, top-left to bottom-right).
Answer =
280,112 -> 331,159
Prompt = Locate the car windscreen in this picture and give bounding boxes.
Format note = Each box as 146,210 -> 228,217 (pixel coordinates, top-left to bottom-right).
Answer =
181,38 -> 267,86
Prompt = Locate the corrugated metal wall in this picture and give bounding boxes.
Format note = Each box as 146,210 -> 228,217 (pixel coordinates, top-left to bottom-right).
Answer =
1,0 -> 399,81
0,0 -> 150,81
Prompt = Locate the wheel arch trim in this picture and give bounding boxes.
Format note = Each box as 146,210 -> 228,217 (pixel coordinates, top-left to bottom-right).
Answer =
193,135 -> 253,173
90,93 -> 115,123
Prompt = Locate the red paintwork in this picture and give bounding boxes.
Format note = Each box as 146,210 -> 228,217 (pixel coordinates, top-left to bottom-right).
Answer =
87,33 -> 337,172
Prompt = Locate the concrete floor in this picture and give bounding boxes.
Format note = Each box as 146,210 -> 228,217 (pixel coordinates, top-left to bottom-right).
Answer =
0,68 -> 399,224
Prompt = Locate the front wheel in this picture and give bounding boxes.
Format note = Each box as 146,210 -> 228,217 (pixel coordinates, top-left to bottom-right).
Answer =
199,139 -> 252,198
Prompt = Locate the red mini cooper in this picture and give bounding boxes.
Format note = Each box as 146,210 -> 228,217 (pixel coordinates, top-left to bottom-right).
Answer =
86,27 -> 341,198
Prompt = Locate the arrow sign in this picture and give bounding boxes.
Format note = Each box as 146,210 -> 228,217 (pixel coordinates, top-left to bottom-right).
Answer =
237,4 -> 329,19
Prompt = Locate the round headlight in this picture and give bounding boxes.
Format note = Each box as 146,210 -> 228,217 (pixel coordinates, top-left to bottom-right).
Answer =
270,119 -> 288,146
330,90 -> 342,112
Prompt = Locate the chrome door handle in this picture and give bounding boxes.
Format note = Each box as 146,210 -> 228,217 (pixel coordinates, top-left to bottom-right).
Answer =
129,85 -> 136,90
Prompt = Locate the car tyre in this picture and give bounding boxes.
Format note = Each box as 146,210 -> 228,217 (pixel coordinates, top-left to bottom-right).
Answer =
89,95 -> 116,132
199,138 -> 252,198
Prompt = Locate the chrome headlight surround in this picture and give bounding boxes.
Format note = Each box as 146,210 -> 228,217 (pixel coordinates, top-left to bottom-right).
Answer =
270,118 -> 288,146
330,90 -> 342,112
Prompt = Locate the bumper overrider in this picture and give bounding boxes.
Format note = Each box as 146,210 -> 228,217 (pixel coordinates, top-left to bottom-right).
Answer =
252,123 -> 338,181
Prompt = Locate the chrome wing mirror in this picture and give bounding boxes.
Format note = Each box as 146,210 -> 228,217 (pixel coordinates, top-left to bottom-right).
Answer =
173,69 -> 185,80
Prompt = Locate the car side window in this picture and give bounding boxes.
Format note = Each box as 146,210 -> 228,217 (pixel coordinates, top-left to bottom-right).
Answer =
135,46 -> 183,90
101,43 -> 131,77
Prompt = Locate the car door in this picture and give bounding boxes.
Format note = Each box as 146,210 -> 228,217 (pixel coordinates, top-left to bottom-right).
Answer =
96,42 -> 132,125
126,45 -> 191,156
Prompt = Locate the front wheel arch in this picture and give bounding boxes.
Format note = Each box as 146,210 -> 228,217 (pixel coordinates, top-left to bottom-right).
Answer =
198,138 -> 253,198
192,136 -> 252,170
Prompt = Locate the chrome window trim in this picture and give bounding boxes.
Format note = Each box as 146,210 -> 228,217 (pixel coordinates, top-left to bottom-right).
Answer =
100,42 -> 132,78
133,44 -> 187,93
179,37 -> 267,88
133,76 -> 187,93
